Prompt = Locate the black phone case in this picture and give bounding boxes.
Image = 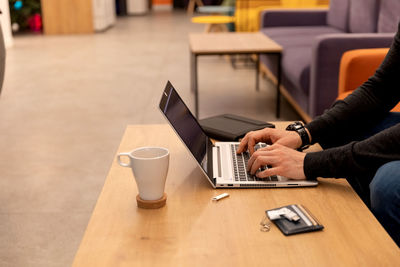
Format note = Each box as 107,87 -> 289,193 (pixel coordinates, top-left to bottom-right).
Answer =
267,205 -> 324,236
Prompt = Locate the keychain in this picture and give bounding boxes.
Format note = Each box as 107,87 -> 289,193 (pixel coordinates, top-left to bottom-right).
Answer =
260,215 -> 271,232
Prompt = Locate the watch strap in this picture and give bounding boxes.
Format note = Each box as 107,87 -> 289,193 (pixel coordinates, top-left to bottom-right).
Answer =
286,122 -> 310,150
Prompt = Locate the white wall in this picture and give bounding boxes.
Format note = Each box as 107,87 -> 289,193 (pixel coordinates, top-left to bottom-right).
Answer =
0,0 -> 13,48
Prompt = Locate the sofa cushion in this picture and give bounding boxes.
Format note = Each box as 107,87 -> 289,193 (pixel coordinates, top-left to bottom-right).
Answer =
282,46 -> 312,96
261,26 -> 343,48
260,53 -> 309,113
261,26 -> 343,39
261,44 -> 312,96
327,0 -> 350,32
377,0 -> 400,33
349,0 -> 379,33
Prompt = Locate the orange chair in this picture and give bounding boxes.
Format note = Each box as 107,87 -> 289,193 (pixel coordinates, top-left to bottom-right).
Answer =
337,48 -> 400,112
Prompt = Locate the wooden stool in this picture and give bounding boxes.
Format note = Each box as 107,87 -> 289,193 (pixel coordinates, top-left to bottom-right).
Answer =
187,0 -> 204,15
191,15 -> 234,32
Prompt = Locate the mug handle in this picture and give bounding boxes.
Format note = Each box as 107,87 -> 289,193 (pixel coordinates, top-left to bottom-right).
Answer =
117,153 -> 131,167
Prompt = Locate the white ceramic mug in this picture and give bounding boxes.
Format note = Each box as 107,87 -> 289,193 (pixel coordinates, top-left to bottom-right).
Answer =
117,147 -> 169,201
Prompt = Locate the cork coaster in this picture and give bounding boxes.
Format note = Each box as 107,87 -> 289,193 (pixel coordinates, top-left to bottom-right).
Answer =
136,193 -> 167,209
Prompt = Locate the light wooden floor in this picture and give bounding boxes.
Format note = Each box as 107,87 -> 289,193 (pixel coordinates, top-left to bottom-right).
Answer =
0,10 -> 300,267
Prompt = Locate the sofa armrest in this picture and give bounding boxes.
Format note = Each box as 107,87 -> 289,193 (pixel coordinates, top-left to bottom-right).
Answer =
309,33 -> 395,118
338,48 -> 389,96
260,9 -> 328,28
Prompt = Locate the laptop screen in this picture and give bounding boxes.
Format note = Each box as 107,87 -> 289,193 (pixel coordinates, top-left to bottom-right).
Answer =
159,81 -> 208,165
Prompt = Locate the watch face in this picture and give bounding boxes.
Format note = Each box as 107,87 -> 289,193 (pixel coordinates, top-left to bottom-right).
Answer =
286,122 -> 303,131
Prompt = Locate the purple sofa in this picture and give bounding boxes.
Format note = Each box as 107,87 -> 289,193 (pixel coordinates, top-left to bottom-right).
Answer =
260,0 -> 400,119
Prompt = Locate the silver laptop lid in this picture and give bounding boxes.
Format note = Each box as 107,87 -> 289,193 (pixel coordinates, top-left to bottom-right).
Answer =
159,81 -> 215,186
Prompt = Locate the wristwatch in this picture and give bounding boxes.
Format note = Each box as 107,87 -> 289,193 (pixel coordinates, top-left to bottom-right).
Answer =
286,121 -> 310,151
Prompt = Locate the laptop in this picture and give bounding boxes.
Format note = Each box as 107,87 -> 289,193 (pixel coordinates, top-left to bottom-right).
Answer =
159,81 -> 318,188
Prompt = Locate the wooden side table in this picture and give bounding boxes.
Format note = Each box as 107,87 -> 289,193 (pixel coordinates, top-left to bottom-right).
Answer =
189,32 -> 283,118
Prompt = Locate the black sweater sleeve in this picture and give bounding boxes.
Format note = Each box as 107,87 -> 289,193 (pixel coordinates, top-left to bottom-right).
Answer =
305,124 -> 400,178
303,23 -> 400,179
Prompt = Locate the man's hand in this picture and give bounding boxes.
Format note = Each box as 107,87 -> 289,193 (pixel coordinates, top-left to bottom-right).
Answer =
236,128 -> 302,155
247,144 -> 306,180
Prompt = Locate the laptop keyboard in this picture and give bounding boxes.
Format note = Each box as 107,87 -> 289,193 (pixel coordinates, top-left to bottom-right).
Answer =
231,144 -> 278,182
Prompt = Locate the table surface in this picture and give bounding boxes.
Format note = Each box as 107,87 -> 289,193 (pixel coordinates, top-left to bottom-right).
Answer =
189,32 -> 282,55
72,123 -> 400,267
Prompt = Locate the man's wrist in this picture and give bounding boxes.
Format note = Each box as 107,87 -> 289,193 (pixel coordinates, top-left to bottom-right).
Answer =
290,131 -> 303,148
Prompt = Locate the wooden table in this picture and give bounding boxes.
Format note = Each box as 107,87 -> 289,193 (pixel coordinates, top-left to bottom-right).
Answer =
189,32 -> 283,118
73,123 -> 400,266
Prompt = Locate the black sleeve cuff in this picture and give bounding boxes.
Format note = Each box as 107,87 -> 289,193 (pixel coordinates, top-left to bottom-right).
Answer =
304,145 -> 354,179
